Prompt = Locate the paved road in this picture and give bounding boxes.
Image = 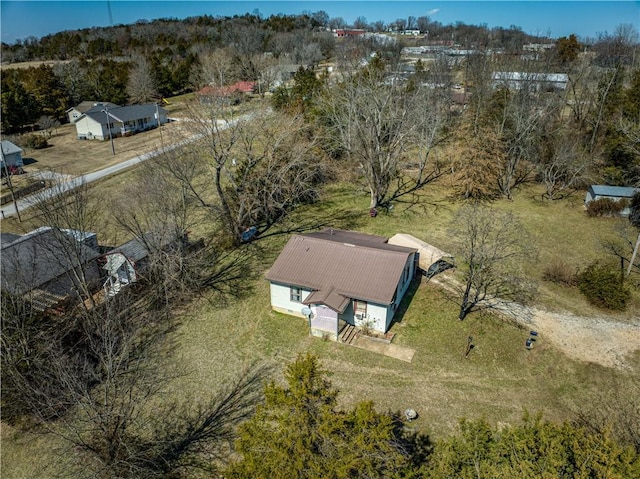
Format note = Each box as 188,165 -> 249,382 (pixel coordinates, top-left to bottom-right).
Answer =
1,117 -> 241,220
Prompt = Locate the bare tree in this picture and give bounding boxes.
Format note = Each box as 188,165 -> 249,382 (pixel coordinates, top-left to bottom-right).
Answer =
573,375 -> 640,453
126,55 -> 159,104
194,47 -> 236,89
538,128 -> 594,200
29,179 -> 101,308
449,204 -> 537,320
37,115 -> 60,138
320,62 -> 447,209
486,82 -> 563,199
111,147 -> 259,304
627,191 -> 640,276
169,101 -> 325,245
2,285 -> 269,478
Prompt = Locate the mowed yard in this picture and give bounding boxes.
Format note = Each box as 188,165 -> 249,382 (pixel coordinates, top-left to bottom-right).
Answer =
3,179 -> 640,477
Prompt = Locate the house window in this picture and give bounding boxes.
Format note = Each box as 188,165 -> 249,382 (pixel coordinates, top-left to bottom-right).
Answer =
354,300 -> 367,318
290,287 -> 302,303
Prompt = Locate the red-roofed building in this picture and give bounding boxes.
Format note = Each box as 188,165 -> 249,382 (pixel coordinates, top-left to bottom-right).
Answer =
198,81 -> 257,98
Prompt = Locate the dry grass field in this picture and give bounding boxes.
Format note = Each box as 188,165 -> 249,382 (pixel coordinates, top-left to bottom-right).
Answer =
10,120 -> 191,177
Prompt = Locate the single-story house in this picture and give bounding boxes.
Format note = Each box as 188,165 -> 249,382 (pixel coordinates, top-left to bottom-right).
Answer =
197,81 -> 258,104
74,103 -> 168,140
66,101 -> 119,123
334,29 -> 366,37
0,227 -> 102,310
492,71 -> 568,91
0,140 -> 24,169
265,228 -> 418,340
585,185 -> 640,216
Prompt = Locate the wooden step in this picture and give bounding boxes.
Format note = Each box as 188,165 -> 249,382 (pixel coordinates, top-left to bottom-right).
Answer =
339,325 -> 359,345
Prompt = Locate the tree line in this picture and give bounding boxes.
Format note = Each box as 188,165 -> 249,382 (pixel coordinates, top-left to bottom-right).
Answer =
2,17 -> 639,478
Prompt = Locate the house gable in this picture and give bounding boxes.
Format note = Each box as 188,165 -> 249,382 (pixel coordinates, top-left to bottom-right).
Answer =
266,230 -> 416,306
266,229 -> 417,333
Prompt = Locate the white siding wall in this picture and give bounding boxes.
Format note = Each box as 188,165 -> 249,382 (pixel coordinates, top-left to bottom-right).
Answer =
269,282 -> 313,317
270,252 -> 416,334
75,117 -> 106,140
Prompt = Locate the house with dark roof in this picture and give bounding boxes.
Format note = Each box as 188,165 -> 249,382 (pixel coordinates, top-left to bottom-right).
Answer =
265,229 -> 418,339
101,230 -> 188,296
0,227 -> 102,310
66,101 -> 119,123
585,185 -> 640,217
73,103 -> 168,140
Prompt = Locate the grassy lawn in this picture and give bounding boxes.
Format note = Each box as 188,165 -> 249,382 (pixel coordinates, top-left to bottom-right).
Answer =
3,162 -> 639,476
166,180 -> 638,440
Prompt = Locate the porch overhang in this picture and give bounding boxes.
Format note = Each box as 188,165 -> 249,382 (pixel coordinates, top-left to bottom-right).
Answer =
302,287 -> 349,313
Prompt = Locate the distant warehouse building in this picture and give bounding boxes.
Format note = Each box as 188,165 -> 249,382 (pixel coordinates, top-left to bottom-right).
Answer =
492,71 -> 568,91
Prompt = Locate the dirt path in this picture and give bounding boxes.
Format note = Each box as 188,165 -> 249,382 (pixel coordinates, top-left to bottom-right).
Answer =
520,307 -> 639,370
431,276 -> 639,370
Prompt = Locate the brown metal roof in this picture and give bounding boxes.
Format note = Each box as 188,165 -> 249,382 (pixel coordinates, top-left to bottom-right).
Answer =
265,230 -> 416,306
303,287 -> 350,313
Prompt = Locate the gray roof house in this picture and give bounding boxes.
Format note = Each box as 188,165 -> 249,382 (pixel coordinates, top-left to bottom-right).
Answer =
101,229 -> 188,297
585,185 -> 640,216
0,140 -> 24,168
66,101 -> 119,123
74,103 -> 168,140
266,229 -> 418,340
0,227 -> 102,310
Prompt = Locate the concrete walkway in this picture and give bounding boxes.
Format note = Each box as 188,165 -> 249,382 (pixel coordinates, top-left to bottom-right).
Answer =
351,335 -> 416,363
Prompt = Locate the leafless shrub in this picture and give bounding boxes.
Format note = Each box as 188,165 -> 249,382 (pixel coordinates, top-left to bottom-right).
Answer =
542,258 -> 578,286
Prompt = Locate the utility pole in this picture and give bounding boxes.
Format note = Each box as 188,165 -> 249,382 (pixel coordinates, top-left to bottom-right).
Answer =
103,106 -> 115,155
155,102 -> 164,149
0,141 -> 22,222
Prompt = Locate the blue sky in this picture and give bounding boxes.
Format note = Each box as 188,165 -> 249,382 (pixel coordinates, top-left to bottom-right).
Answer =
1,1 -> 638,44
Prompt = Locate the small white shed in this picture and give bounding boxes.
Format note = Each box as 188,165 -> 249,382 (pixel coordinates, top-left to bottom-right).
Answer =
0,140 -> 24,168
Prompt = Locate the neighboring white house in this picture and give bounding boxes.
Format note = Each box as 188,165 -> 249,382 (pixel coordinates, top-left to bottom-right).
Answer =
66,101 -> 119,123
0,140 -> 24,168
265,229 -> 418,340
585,185 -> 640,217
492,71 -> 568,91
74,103 -> 168,140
